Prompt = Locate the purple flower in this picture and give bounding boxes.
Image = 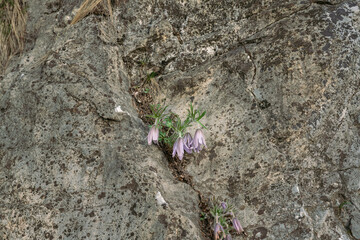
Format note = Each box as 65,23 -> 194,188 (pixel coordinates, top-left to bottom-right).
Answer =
183,132 -> 193,153
232,217 -> 244,234
193,129 -> 207,152
172,137 -> 184,160
213,223 -> 224,240
147,126 -> 159,145
220,202 -> 227,211
225,234 -> 232,240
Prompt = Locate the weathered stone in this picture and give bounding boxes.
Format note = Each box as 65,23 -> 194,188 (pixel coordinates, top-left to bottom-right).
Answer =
351,214 -> 360,239
0,1 -> 202,239
120,0 -> 360,239
1,0 -> 360,239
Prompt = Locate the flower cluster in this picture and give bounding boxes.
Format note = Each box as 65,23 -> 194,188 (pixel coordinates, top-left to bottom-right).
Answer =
208,201 -> 245,240
171,129 -> 207,160
147,104 -> 207,160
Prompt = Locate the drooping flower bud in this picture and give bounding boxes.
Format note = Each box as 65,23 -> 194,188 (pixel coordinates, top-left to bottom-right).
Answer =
172,137 -> 184,160
225,234 -> 232,240
183,132 -> 193,153
232,217 -> 244,234
214,223 -> 224,240
220,202 -> 227,211
147,126 -> 159,145
193,129 -> 207,152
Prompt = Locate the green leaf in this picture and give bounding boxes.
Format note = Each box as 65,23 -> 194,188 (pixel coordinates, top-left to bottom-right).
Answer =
159,105 -> 168,115
149,104 -> 154,112
200,213 -> 207,221
147,72 -> 158,80
339,201 -> 349,209
198,121 -> 207,129
197,110 -> 206,120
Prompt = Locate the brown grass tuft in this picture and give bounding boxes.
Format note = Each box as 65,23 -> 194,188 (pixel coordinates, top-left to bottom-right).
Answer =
71,0 -> 115,25
0,0 -> 27,74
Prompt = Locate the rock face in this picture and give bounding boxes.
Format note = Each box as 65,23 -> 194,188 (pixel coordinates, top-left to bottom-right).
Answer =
1,0 -> 360,239
0,1 -> 202,239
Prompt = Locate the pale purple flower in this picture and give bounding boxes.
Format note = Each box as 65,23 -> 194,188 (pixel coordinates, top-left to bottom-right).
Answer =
225,234 -> 232,240
183,132 -> 193,153
193,129 -> 207,152
220,202 -> 227,211
147,126 -> 159,145
232,217 -> 244,234
214,223 -> 224,240
172,137 -> 184,160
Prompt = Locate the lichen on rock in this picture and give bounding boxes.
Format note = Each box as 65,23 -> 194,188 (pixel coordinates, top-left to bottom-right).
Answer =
1,0 -> 360,239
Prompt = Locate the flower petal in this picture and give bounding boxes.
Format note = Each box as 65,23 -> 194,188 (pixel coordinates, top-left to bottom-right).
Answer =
177,138 -> 184,160
214,223 -> 221,240
183,132 -> 193,153
232,218 -> 244,233
172,139 -> 179,158
220,202 -> 227,211
153,127 -> 159,144
147,127 -> 154,145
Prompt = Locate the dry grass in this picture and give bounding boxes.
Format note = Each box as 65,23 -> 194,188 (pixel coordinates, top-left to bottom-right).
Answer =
71,0 -> 115,25
0,0 -> 27,74
0,0 -> 120,73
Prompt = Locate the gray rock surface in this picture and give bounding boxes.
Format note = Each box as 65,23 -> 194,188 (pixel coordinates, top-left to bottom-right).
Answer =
1,0 -> 360,239
0,1 -> 202,239
352,213 -> 360,239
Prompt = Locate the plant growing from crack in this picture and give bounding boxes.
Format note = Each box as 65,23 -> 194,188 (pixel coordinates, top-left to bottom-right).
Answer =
146,71 -> 158,81
146,105 -> 246,238
147,103 -> 207,160
130,58 -> 161,102
202,200 -> 246,240
338,201 -> 349,214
